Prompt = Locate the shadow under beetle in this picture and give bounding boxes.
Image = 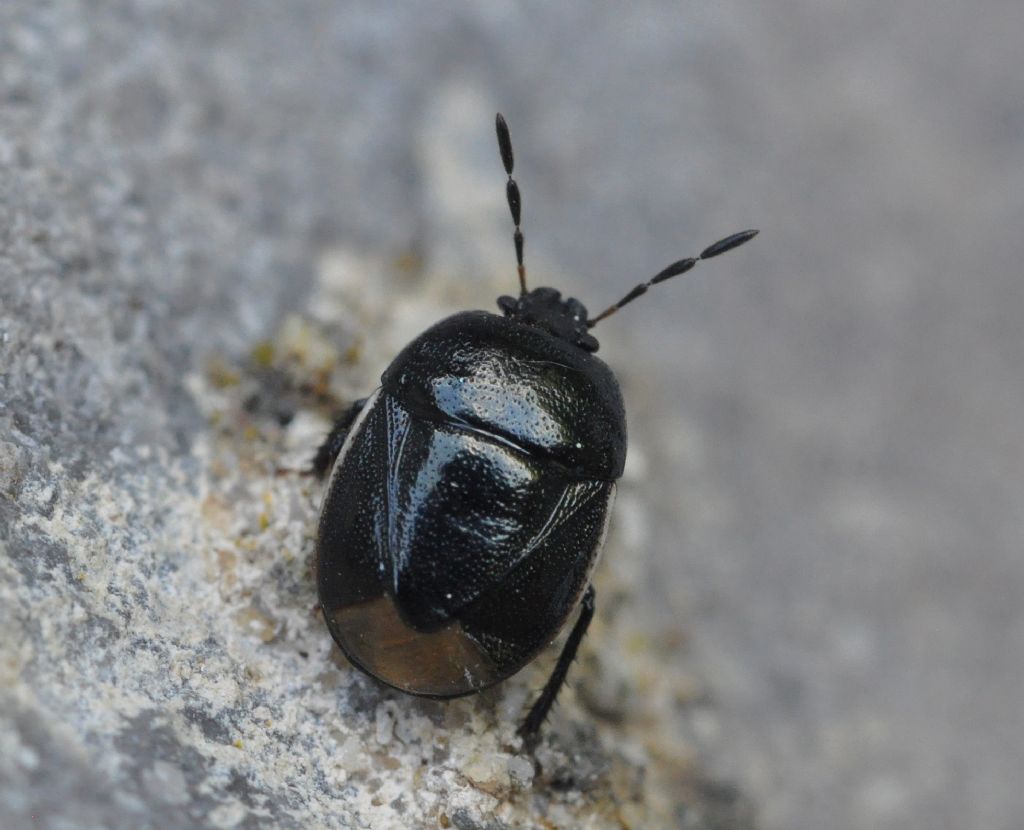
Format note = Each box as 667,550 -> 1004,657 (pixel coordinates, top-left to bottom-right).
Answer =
313,113 -> 757,739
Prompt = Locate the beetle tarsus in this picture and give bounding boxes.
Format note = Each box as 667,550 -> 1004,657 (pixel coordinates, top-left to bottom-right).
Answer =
311,398 -> 367,479
518,585 -> 597,740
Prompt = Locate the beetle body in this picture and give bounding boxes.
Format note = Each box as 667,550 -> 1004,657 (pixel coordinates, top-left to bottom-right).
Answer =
317,308 -> 623,698
312,113 -> 756,737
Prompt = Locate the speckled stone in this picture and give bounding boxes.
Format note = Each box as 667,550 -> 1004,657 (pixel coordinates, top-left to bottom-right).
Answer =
0,6 -> 753,828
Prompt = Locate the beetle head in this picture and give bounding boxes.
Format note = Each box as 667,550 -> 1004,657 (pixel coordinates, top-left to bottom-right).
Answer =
497,287 -> 600,353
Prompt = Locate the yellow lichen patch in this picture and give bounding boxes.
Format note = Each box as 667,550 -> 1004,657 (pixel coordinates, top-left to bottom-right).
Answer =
342,339 -> 363,365
201,494 -> 234,529
624,632 -> 652,655
461,751 -> 513,799
646,745 -> 697,786
203,548 -> 239,597
278,314 -> 340,373
392,249 -> 424,274
250,340 -> 275,368
206,357 -> 241,388
232,605 -> 278,643
656,627 -> 688,653
617,801 -> 649,830
309,369 -> 332,399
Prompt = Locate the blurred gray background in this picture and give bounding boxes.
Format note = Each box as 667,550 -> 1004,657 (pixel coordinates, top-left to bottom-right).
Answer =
2,2 -> 1021,828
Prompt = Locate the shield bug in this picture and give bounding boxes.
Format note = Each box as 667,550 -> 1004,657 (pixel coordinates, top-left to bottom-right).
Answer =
313,113 -> 757,738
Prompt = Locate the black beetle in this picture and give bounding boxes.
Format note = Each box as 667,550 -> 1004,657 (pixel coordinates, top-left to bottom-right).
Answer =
313,113 -> 757,738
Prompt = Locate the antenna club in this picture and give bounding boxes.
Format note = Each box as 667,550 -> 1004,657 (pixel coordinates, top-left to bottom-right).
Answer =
700,229 -> 759,260
496,113 -> 515,176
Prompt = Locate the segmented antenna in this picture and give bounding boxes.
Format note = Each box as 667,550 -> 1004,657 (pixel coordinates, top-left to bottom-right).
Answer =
495,113 -> 527,295
587,229 -> 759,327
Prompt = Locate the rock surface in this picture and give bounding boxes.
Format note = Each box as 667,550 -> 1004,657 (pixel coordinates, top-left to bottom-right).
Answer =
0,6 -> 757,827
1,222 -> 753,829
4,2 -> 1024,829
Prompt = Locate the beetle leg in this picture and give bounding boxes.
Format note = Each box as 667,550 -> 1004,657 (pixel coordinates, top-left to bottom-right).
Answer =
311,398 -> 367,479
518,585 -> 596,740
